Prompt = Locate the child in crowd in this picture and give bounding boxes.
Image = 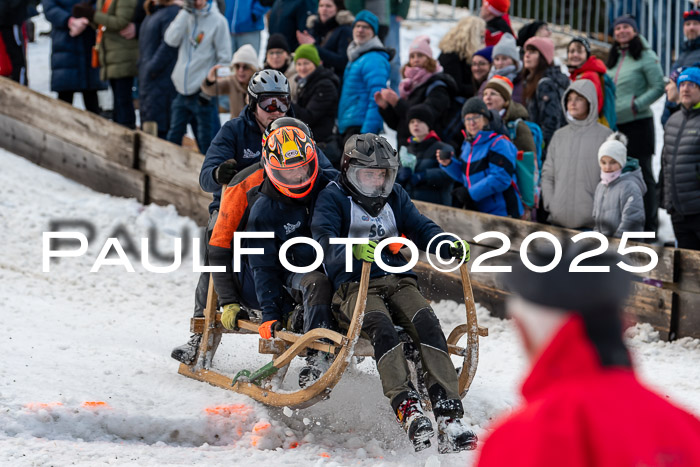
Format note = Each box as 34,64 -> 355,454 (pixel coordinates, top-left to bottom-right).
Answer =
396,104 -> 455,206
593,133 -> 646,237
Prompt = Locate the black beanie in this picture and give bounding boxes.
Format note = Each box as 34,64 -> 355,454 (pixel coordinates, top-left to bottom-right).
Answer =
267,33 -> 291,53
505,244 -> 633,367
568,36 -> 592,58
407,104 -> 435,128
461,97 -> 491,120
517,20 -> 547,48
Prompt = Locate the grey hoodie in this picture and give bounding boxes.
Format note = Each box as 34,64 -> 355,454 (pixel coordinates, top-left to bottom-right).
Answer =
541,79 -> 613,229
165,1 -> 231,96
593,162 -> 647,237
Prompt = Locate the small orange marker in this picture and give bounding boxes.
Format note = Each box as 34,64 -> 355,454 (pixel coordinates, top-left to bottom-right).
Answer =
82,401 -> 109,408
288,441 -> 299,449
319,452 -> 330,458
253,422 -> 271,433
24,402 -> 63,410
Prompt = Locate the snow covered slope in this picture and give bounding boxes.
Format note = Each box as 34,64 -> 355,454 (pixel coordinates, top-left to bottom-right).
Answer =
1,147 -> 699,466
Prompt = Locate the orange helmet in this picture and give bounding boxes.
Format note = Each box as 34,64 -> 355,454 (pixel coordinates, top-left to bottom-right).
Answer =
262,126 -> 319,199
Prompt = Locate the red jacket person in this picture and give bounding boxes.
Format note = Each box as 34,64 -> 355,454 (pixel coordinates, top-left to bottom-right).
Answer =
476,245 -> 700,467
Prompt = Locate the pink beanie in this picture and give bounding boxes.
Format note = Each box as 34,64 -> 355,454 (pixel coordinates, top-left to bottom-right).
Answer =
525,36 -> 555,65
409,35 -> 433,59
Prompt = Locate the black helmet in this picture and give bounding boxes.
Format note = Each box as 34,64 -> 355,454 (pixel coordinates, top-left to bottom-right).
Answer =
262,117 -> 313,147
340,134 -> 399,217
247,70 -> 290,111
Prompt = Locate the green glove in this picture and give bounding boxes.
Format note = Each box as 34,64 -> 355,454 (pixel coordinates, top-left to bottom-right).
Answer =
221,303 -> 246,330
353,240 -> 378,263
449,240 -> 471,262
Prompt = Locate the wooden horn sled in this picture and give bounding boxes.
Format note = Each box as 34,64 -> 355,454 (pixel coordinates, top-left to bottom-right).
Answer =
178,261 -> 488,408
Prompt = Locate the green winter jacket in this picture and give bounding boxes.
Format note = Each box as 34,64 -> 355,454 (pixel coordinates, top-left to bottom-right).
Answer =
390,0 -> 410,18
93,0 -> 139,81
345,0 -> 390,25
606,36 -> 664,125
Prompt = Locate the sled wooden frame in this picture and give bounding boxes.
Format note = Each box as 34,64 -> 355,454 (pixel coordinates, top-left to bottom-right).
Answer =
178,262 -> 487,408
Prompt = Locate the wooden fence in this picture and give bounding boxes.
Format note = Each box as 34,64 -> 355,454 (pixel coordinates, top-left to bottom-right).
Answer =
1,77 -> 698,340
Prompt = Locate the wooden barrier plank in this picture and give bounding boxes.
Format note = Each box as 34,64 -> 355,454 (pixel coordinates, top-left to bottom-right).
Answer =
415,201 -> 675,283
0,77 -> 134,168
676,249 -> 700,294
137,131 -> 205,192
0,114 -> 145,201
676,290 -> 700,339
148,176 -> 211,226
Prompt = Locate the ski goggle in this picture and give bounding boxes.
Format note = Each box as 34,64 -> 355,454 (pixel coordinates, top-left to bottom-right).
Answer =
258,95 -> 290,113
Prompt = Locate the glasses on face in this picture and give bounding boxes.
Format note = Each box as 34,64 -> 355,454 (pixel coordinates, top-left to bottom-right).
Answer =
354,23 -> 372,31
233,64 -> 252,70
472,60 -> 490,68
258,95 -> 290,113
464,115 -> 483,124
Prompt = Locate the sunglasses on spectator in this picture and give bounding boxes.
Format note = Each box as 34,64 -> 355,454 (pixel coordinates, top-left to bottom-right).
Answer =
233,64 -> 252,70
258,95 -> 290,113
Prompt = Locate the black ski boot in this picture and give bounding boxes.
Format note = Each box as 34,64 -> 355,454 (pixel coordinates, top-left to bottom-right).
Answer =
433,399 -> 478,453
395,393 -> 435,452
171,333 -> 202,365
298,351 -> 333,388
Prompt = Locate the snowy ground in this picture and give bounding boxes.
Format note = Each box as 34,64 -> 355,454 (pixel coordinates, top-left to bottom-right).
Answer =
1,146 -> 700,466
2,6 -> 695,466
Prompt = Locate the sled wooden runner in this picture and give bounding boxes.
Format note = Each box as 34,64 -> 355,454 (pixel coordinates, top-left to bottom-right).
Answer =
179,260 -> 487,407
179,261 -> 372,408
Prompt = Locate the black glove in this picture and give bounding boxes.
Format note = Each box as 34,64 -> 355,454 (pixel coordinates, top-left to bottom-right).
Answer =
214,159 -> 238,185
72,3 -> 95,21
452,186 -> 475,210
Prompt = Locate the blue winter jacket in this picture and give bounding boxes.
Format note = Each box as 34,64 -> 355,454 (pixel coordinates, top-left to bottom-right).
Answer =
43,0 -> 106,93
441,130 -> 523,218
311,181 -> 451,291
246,170 -> 337,322
200,105 -> 336,213
138,4 -> 179,139
224,0 -> 268,35
337,37 -> 392,134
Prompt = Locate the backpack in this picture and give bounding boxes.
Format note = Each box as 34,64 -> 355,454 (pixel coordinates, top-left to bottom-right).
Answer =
599,73 -> 618,131
507,119 -> 544,208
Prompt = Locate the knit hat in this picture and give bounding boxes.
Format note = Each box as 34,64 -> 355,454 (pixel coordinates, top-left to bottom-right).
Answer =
409,35 -> 434,59
353,9 -> 379,36
493,33 -> 519,65
294,44 -> 320,66
231,44 -> 259,70
407,104 -> 435,128
473,46 -> 494,63
267,33 -> 291,53
568,36 -> 591,58
678,66 -> 700,88
598,132 -> 628,167
506,243 -> 632,315
613,15 -> 638,32
484,0 -> 510,16
524,36 -> 555,65
461,97 -> 491,120
517,20 -> 547,47
684,9 -> 700,24
484,75 -> 514,102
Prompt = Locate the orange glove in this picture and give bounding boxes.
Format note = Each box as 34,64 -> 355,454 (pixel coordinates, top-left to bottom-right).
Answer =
259,320 -> 281,339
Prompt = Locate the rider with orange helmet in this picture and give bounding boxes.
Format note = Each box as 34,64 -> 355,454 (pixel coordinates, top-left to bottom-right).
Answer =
243,124 -> 338,388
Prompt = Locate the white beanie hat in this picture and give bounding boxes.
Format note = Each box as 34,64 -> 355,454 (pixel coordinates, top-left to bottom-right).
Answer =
598,132 -> 628,167
231,44 -> 259,70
